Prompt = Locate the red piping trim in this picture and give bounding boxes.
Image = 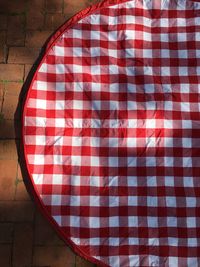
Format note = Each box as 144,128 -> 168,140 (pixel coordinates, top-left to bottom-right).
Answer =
22,0 -> 131,266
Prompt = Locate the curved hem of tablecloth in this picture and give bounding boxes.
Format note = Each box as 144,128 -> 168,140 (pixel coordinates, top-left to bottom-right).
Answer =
21,0 -> 132,266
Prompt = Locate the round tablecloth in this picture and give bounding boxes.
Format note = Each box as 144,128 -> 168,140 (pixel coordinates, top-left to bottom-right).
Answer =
23,0 -> 200,266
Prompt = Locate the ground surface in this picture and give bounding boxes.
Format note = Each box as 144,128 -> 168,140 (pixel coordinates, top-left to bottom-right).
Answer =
0,0 -> 99,266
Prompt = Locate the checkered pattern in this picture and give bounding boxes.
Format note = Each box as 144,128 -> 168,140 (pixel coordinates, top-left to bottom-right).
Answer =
23,0 -> 200,266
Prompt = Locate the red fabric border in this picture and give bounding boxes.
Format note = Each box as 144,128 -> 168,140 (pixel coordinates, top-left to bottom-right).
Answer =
22,0 -> 131,266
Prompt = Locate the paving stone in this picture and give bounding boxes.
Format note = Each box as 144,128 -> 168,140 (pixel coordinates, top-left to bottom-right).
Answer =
7,15 -> 25,46
46,0 -> 63,13
24,64 -> 34,80
0,82 -> 4,100
0,0 -> 28,14
15,181 -> 31,201
4,82 -> 22,96
26,30 -> 52,48
8,47 -> 40,64
0,119 -> 16,139
0,31 -> 7,63
27,0 -> 45,15
0,160 -> 17,200
76,255 -> 97,267
0,140 -> 17,159
0,140 -> 17,158
26,13 -> 44,30
0,201 -> 35,222
64,0 -> 88,16
0,244 -> 12,266
33,245 -> 76,267
35,210 -> 65,246
44,13 -> 66,30
13,222 -> 33,267
2,93 -> 19,120
17,164 -> 23,181
0,15 -> 7,30
0,64 -> 24,82
0,223 -> 13,243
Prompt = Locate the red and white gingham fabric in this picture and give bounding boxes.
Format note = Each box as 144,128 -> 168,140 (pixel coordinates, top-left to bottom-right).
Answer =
23,0 -> 200,266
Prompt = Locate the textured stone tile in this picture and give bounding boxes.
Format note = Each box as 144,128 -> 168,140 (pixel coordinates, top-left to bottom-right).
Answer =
0,15 -> 7,30
46,0 -> 63,13
33,246 -> 75,267
8,47 -> 40,64
0,223 -> 13,243
35,210 -> 65,246
13,223 -> 33,267
26,30 -> 52,47
0,201 -> 35,222
0,64 -> 24,82
7,15 -> 25,46
0,140 -> 18,160
26,13 -> 44,30
76,255 -> 97,267
0,31 -> 7,63
0,244 -> 12,266
15,181 -> 31,201
0,160 -> 17,200
44,13 -> 66,30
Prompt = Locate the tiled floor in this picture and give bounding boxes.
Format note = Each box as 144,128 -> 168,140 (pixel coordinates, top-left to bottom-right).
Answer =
0,0 -> 99,266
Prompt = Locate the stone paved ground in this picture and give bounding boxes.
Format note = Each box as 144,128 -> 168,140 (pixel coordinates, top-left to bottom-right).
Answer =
0,0 -> 99,266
